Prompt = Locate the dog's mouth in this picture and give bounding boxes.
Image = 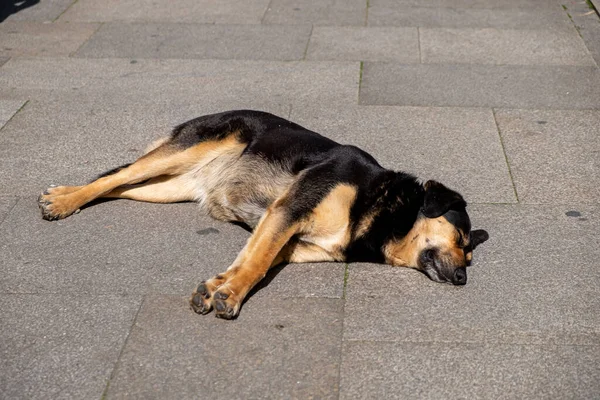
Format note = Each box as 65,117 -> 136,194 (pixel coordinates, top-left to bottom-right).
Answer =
419,249 -> 467,285
423,264 -> 467,285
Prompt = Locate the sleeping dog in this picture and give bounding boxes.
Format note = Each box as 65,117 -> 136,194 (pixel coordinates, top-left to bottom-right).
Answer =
39,110 -> 489,319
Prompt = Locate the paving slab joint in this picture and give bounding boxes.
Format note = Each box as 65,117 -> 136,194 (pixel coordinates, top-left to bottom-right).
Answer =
335,264 -> 350,400
0,197 -> 19,228
492,108 -> 520,203
302,24 -> 314,60
260,0 -> 274,24
53,0 -> 80,22
70,22 -> 104,57
364,0 -> 370,27
562,4 -> 585,38
586,0 -> 600,19
358,61 -> 364,104
417,27 -> 422,63
0,99 -> 28,134
342,264 -> 350,300
101,296 -> 145,398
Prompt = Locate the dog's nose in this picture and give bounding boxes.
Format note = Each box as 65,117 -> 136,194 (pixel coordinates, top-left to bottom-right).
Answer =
453,267 -> 467,285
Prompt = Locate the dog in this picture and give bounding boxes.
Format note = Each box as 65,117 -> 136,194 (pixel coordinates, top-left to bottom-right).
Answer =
38,110 -> 489,319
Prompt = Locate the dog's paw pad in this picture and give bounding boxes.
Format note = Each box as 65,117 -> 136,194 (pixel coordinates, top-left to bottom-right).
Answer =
213,298 -> 236,319
214,291 -> 229,300
190,282 -> 216,315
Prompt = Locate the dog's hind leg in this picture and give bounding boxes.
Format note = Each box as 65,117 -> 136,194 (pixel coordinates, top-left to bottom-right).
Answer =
102,175 -> 196,203
38,135 -> 241,220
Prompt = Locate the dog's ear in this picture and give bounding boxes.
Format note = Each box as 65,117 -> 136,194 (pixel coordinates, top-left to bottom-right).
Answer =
421,180 -> 467,218
470,229 -> 489,249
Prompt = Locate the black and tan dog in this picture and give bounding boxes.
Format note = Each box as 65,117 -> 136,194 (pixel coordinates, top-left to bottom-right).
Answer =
39,110 -> 488,319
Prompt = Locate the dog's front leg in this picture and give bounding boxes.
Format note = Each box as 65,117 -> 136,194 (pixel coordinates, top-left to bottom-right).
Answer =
191,203 -> 302,319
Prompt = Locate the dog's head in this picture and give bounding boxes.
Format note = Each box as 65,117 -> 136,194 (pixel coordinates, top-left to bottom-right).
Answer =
384,180 -> 489,285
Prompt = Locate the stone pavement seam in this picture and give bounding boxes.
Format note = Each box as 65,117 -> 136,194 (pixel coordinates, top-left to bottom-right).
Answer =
302,24 -> 314,60
70,21 -> 104,57
52,0 -> 78,22
492,108 -> 520,203
0,99 -> 28,133
101,295 -> 145,400
0,197 -> 19,228
364,0 -> 370,27
358,61 -> 364,103
589,0 -> 600,18
335,264 -> 350,400
417,26 -> 422,63
561,4 -> 600,68
260,0 -> 274,24
342,339 -> 600,347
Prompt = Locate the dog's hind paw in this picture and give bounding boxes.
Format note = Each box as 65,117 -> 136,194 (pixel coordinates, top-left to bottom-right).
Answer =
38,187 -> 81,221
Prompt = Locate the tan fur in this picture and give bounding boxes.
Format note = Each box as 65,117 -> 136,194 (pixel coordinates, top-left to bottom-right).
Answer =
190,183 -> 357,317
144,137 -> 170,154
353,211 -> 376,240
383,216 -> 466,269
299,184 -> 357,261
39,135 -> 243,219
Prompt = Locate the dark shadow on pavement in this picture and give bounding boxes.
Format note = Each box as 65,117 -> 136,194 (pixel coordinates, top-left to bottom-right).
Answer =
1,0 -> 40,23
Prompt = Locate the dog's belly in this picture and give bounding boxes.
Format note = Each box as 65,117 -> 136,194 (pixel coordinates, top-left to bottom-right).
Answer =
187,151 -> 295,228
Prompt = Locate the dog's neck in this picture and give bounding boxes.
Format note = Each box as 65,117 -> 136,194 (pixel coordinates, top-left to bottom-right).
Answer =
346,171 -> 425,262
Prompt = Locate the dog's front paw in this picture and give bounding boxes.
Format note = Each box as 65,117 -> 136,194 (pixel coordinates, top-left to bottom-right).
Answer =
38,189 -> 81,221
190,274 -> 241,319
190,282 -> 214,315
212,290 -> 241,320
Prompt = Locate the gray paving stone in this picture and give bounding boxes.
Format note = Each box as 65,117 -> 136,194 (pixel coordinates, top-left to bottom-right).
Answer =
421,27 -> 595,66
0,197 -> 345,299
4,0 -> 75,22
368,5 -> 574,30
59,0 -> 270,24
360,63 -> 600,109
340,341 -> 600,400
0,197 -> 247,295
263,0 -> 366,26
495,109 -> 600,204
75,23 -> 311,61
343,204 -> 600,345
0,21 -> 99,57
0,196 -> 18,227
306,27 -> 419,62
369,0 -> 563,9
107,296 -> 343,399
291,105 -> 516,203
0,58 -> 358,107
0,294 -> 141,399
563,0 -> 600,67
251,263 -> 346,299
0,57 -> 9,67
0,99 -> 26,130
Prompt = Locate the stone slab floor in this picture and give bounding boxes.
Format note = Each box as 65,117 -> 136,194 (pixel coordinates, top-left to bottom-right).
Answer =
1,0 -> 599,398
